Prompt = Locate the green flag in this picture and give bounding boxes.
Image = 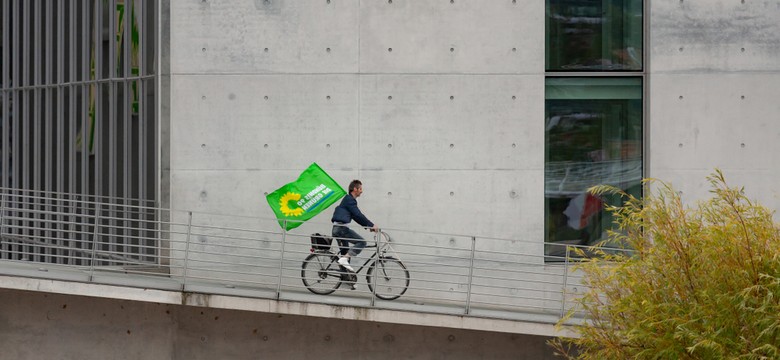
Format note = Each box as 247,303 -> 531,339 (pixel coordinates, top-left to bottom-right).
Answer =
266,163 -> 346,231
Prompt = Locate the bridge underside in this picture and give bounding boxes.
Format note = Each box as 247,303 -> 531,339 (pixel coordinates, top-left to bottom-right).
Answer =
0,275 -> 572,360
0,275 -> 576,339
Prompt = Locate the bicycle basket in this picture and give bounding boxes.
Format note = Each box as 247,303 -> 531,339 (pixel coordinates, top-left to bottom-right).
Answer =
310,233 -> 333,252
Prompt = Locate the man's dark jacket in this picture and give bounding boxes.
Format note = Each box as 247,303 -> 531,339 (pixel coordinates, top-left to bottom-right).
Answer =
331,194 -> 374,227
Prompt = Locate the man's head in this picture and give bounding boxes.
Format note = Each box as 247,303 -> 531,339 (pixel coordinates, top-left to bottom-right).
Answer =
349,180 -> 363,198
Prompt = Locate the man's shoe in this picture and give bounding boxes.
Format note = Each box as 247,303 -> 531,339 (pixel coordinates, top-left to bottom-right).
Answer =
338,257 -> 354,272
350,284 -> 358,291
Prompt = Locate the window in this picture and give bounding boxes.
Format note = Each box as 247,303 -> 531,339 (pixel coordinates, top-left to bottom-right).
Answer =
544,78 -> 642,257
546,0 -> 643,71
544,0 -> 643,260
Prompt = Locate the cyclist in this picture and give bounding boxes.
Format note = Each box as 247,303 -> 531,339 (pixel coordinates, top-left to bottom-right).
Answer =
331,180 -> 378,273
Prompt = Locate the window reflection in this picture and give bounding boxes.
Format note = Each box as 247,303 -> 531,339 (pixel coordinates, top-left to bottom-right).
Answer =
546,0 -> 643,71
544,78 -> 642,259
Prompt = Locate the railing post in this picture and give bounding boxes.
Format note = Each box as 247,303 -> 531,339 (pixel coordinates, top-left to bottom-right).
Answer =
370,228 -> 380,307
181,211 -> 193,291
275,220 -> 287,300
88,204 -> 101,282
0,192 -> 6,238
465,236 -> 476,315
560,245 -> 571,319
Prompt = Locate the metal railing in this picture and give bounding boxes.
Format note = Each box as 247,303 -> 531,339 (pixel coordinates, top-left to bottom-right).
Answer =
0,187 -> 615,325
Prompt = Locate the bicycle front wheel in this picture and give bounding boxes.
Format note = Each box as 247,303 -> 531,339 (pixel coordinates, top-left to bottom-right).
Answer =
301,252 -> 342,295
366,257 -> 410,300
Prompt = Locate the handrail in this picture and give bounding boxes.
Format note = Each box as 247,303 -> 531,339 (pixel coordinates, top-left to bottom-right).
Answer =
0,187 -> 604,326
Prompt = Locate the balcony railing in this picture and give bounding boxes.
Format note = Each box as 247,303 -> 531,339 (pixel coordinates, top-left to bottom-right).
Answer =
0,187 -> 604,326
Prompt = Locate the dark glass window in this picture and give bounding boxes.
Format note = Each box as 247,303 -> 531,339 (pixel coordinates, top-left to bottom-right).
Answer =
546,0 -> 643,71
544,78 -> 642,258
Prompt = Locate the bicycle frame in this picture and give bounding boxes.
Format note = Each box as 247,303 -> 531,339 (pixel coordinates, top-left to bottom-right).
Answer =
329,231 -> 395,275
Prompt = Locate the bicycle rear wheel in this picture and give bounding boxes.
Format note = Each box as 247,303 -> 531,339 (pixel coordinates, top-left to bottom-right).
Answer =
301,252 -> 341,295
366,257 -> 410,300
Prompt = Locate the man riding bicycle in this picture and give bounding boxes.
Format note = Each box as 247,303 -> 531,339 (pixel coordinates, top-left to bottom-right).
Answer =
331,180 -> 378,274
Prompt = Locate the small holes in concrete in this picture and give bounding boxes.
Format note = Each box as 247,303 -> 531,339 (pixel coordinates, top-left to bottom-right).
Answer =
449,144 -> 454,148
740,47 -> 745,52
741,143 -> 746,148
387,144 -> 392,148
512,48 -> 517,52
201,95 -> 206,100
679,95 -> 684,100
388,47 -> 393,52
264,96 -> 269,100
326,95 -> 331,100
512,95 -> 516,100
263,144 -> 268,148
264,48 -> 269,52
678,143 -> 683,148
202,47 -> 206,52
679,47 -> 684,52
449,192 -> 455,196
388,95 -> 393,100
741,95 -> 745,100
326,47 -> 331,53
450,96 -> 454,100
326,144 -> 331,148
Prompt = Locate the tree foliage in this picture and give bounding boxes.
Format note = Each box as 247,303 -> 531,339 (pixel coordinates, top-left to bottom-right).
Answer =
552,170 -> 780,359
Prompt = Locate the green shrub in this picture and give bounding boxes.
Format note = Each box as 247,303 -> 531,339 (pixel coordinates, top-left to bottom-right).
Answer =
552,170 -> 780,359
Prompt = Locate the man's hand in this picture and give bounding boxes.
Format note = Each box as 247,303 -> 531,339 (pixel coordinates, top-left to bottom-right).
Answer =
370,225 -> 379,232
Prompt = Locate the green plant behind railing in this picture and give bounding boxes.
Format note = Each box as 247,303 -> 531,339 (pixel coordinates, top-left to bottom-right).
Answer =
551,170 -> 780,359
77,0 -> 140,154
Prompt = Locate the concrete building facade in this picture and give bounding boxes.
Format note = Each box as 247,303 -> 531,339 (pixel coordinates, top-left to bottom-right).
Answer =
1,0 -> 780,358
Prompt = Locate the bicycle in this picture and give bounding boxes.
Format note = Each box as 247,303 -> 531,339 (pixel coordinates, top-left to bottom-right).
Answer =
301,231 -> 410,300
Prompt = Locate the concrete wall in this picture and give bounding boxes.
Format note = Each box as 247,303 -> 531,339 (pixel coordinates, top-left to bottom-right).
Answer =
165,0 -> 780,258
167,0 -> 545,249
649,0 -> 780,209
0,288 -> 561,360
